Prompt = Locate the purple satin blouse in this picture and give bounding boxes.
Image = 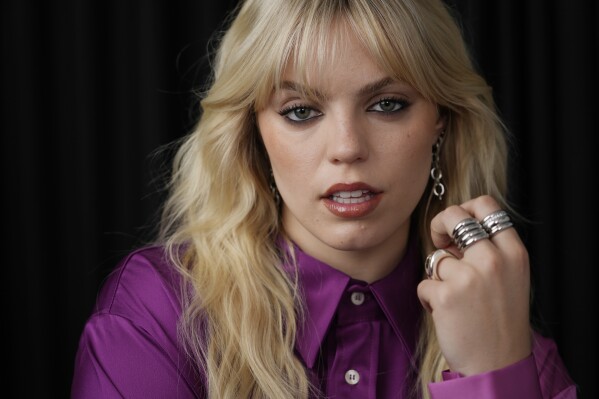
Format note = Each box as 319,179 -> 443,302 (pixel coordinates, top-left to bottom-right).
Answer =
72,243 -> 576,398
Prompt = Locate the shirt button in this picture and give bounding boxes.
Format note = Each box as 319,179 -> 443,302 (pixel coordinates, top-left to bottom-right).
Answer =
345,369 -> 360,385
350,292 -> 365,305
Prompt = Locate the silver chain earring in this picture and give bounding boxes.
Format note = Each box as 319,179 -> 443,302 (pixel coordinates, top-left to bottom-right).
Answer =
430,131 -> 445,201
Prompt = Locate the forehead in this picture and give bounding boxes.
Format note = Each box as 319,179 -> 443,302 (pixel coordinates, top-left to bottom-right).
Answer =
277,21 -> 388,93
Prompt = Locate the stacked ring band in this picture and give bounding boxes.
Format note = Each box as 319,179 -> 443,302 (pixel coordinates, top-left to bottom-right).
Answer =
452,217 -> 489,251
425,249 -> 455,280
481,210 -> 513,236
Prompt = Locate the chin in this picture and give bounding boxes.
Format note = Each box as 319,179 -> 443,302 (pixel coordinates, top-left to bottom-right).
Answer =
320,228 -> 385,252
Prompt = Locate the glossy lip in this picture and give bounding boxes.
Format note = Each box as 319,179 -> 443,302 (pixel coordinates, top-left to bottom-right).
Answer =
322,182 -> 383,218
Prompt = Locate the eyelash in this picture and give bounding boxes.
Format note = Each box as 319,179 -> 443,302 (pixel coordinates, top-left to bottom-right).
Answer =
278,103 -> 322,124
277,97 -> 411,124
367,97 -> 411,114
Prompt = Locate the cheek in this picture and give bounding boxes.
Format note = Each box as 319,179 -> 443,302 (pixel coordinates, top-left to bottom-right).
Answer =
380,131 -> 432,169
257,114 -> 316,184
381,131 -> 433,196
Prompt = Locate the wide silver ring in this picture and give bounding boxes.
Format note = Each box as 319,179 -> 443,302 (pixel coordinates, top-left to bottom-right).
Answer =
425,249 -> 455,280
452,217 -> 489,252
481,210 -> 513,237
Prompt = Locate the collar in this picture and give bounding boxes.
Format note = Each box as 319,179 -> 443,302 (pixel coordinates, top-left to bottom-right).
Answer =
279,236 -> 422,369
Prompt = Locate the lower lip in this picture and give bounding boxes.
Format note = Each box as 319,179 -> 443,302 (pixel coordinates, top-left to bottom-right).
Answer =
322,193 -> 382,218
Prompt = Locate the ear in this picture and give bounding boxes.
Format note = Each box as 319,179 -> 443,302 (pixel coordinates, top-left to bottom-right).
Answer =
436,106 -> 448,129
433,107 -> 448,142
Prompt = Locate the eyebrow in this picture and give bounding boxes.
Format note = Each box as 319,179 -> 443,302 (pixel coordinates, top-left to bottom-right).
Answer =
357,77 -> 395,96
280,81 -> 327,101
279,77 -> 396,99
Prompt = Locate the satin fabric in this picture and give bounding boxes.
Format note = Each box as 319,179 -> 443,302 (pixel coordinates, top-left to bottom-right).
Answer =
72,242 -> 576,398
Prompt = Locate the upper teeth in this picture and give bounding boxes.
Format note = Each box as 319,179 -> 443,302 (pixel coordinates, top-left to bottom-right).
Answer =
335,190 -> 370,198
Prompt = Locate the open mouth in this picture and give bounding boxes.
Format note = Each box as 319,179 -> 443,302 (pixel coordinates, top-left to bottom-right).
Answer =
322,184 -> 383,218
329,190 -> 375,204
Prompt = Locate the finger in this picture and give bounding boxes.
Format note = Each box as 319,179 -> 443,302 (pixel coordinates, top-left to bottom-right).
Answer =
425,249 -> 461,281
432,255 -> 463,282
430,204 -> 494,257
417,279 -> 440,313
460,196 -> 522,251
418,262 -> 467,311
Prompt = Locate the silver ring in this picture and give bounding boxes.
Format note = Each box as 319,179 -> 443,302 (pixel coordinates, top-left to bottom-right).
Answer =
481,210 -> 513,237
452,217 -> 489,251
425,249 -> 455,280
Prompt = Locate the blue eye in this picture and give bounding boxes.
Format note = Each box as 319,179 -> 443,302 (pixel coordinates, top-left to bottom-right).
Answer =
280,106 -> 322,122
368,98 -> 409,113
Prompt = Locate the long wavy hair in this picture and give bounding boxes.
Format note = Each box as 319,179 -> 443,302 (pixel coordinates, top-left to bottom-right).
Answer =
159,0 -> 509,397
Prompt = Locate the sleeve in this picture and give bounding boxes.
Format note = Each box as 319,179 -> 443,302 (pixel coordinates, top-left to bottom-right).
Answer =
427,333 -> 577,399
71,313 -> 200,399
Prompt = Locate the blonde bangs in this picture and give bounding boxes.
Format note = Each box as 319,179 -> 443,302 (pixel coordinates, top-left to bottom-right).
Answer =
230,0 -> 469,110
205,0 -> 488,119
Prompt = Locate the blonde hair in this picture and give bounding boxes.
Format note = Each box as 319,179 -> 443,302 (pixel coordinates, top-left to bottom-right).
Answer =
159,0 -> 509,398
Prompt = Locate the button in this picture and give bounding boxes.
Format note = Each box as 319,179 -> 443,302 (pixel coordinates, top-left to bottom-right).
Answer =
350,292 -> 365,305
345,369 -> 360,385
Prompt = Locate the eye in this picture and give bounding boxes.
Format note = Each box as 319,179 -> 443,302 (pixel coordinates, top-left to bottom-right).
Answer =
279,105 -> 322,122
368,98 -> 410,114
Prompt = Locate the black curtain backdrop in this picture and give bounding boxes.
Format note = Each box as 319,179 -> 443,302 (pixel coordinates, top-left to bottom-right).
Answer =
2,1 -> 597,398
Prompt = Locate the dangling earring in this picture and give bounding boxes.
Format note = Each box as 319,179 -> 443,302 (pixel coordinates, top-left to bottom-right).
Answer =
269,169 -> 281,207
430,131 -> 445,201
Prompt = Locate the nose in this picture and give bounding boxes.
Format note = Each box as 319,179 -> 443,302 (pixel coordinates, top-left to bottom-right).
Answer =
326,114 -> 369,164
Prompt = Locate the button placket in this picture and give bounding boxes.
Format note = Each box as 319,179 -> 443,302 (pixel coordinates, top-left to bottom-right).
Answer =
329,286 -> 379,397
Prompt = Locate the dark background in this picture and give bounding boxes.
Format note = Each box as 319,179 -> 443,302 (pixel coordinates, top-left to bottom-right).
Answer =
2,1 -> 596,397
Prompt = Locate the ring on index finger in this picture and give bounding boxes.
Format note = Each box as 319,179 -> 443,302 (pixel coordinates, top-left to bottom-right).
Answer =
425,249 -> 455,280
481,210 -> 513,237
452,217 -> 489,252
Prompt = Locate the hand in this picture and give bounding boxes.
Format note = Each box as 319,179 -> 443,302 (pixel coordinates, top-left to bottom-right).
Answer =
417,195 -> 532,376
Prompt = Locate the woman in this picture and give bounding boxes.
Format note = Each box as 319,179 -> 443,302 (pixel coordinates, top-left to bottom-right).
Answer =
72,0 -> 576,397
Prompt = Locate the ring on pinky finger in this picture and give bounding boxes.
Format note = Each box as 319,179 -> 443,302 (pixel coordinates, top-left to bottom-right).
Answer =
425,249 -> 455,280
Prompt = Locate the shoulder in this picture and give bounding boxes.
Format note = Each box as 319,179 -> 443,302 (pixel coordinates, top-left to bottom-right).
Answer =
73,246 -> 204,398
92,245 -> 185,341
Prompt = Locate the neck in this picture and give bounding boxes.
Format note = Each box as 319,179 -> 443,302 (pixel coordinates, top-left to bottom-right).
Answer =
286,226 -> 410,284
